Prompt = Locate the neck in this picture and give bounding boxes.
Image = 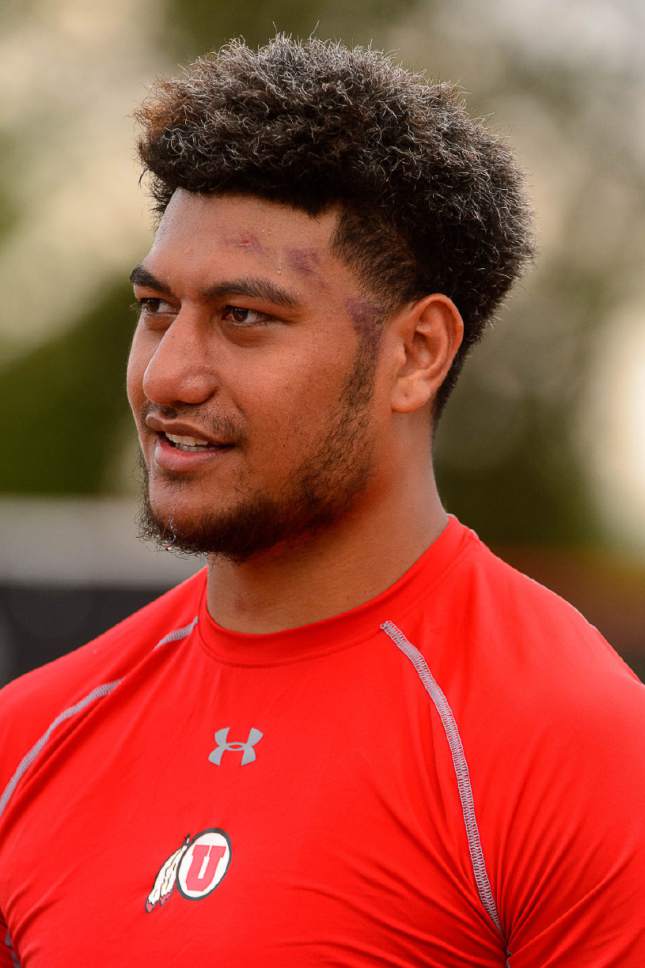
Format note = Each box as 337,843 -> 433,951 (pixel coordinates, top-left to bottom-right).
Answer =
206,463 -> 447,634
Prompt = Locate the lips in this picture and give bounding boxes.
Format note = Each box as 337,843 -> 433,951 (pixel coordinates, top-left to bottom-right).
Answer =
151,433 -> 235,474
164,432 -> 221,452
142,412 -> 239,473
144,414 -> 235,448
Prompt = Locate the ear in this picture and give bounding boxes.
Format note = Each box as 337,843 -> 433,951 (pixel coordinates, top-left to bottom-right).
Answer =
389,294 -> 464,415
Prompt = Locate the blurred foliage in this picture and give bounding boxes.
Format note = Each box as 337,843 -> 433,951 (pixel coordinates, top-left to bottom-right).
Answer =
164,0 -> 423,58
0,283 -> 133,494
0,132 -> 19,241
436,257 -> 619,546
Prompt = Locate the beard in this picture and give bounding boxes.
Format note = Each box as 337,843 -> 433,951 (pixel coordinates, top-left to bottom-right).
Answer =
137,336 -> 379,563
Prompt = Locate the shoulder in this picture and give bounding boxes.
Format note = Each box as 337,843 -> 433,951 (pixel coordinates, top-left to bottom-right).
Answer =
467,539 -> 645,773
442,532 -> 645,772
429,530 -> 645,954
394,520 -> 643,729
0,568 -> 206,790
419,523 -> 645,854
446,529 -> 641,697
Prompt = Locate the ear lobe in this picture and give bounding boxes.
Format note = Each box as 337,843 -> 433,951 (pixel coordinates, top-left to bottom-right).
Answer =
390,295 -> 464,415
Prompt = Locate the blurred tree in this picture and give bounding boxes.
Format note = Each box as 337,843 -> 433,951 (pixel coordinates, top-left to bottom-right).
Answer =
435,260 -> 618,546
163,0 -> 423,58
0,283 -> 133,494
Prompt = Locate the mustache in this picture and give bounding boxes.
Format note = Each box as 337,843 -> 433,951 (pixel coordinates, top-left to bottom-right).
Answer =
141,403 -> 246,444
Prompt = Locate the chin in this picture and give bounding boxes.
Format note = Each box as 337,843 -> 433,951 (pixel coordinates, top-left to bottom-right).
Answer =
138,480 -> 274,562
138,496 -> 213,557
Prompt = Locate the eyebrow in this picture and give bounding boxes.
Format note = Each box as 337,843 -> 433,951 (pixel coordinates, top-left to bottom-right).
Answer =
129,265 -> 171,293
129,265 -> 300,309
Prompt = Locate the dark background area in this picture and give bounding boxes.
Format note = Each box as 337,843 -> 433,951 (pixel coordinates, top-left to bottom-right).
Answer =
2,543 -> 643,686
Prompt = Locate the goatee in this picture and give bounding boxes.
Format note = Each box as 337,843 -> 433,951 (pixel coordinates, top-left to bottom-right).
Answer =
137,337 -> 378,563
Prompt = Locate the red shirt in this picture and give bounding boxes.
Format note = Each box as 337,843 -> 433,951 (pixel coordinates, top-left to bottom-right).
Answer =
1,517 -> 644,966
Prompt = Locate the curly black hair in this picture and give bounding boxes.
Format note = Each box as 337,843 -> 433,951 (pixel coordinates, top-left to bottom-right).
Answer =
135,35 -> 534,416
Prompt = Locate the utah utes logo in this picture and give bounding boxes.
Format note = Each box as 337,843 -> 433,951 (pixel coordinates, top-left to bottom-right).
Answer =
146,829 -> 232,912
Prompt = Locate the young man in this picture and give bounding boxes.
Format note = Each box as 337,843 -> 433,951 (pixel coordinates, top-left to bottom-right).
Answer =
1,36 -> 643,967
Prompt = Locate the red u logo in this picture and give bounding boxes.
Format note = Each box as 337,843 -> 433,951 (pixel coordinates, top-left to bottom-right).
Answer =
184,843 -> 227,892
176,829 -> 232,900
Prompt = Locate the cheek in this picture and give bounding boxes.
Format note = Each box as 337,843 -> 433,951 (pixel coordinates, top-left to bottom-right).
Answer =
242,355 -> 350,454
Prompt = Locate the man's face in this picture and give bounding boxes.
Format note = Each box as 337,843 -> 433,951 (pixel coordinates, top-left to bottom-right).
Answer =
127,190 -> 389,561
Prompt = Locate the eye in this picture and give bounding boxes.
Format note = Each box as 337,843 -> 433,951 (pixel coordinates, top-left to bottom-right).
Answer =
222,305 -> 271,326
131,297 -> 175,316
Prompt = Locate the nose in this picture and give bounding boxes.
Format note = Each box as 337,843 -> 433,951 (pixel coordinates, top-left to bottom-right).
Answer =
142,311 -> 217,408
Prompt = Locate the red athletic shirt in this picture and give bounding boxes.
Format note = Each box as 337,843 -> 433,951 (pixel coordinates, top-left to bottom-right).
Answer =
1,517 -> 644,966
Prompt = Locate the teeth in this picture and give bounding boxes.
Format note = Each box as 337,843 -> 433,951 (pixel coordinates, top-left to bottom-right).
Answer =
165,432 -> 211,450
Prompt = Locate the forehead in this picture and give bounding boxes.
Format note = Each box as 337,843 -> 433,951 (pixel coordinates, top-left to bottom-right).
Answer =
144,190 -> 343,294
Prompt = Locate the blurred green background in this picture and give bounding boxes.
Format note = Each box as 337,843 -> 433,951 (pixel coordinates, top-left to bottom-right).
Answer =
1,0 -> 644,682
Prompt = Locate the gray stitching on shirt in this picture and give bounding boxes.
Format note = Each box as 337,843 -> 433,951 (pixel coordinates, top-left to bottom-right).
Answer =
381,619 -> 508,953
0,617 -> 198,820
0,680 -> 121,820
4,927 -> 22,967
154,616 -> 198,648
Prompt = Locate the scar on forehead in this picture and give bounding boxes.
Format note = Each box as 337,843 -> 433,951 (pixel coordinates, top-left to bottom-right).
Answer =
224,234 -> 265,253
345,296 -> 385,339
285,247 -> 322,276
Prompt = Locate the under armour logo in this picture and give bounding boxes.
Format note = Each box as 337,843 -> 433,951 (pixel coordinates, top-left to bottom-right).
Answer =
208,727 -> 263,766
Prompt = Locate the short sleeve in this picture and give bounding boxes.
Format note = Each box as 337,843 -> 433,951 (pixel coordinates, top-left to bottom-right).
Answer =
501,665 -> 645,966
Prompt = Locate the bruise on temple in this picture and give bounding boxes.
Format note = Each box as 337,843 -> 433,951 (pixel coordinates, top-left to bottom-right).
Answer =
345,296 -> 385,347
